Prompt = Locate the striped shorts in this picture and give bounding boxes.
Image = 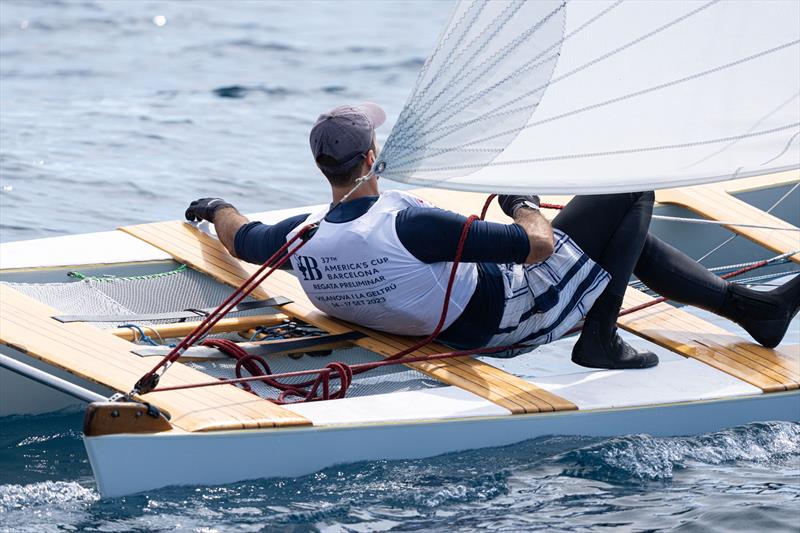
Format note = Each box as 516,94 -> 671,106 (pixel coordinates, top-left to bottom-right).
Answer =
485,229 -> 610,355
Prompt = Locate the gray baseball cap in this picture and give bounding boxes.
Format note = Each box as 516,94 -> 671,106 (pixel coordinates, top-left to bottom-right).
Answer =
310,102 -> 385,174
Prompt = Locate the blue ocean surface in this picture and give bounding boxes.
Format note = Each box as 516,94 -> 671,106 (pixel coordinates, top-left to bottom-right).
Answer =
1,1 -> 799,532
0,0 -> 443,243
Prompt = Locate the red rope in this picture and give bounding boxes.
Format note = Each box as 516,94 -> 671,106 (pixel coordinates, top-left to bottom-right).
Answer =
200,338 -> 352,403
480,194 -> 497,219
133,223 -> 317,393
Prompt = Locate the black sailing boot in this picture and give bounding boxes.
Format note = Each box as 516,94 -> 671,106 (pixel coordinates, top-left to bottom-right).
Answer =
571,294 -> 659,369
717,274 -> 800,348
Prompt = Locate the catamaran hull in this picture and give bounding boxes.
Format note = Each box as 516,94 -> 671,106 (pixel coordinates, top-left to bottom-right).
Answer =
84,391 -> 800,498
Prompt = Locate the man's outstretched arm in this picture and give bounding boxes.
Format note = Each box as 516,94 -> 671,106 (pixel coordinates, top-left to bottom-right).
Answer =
185,197 -> 309,264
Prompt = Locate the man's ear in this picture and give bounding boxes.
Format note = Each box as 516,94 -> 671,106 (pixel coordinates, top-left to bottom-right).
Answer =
361,150 -> 375,176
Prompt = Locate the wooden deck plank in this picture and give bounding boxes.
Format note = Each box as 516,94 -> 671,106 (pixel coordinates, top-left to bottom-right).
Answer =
0,305 -> 302,428
0,306 -> 304,428
618,292 -> 799,383
121,221 -> 577,414
0,285 -> 311,431
0,297 -> 290,424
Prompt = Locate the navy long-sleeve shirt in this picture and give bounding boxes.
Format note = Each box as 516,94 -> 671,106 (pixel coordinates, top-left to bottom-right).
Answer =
234,196 -> 530,348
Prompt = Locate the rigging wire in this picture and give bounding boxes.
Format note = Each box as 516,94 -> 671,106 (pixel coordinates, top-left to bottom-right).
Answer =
731,269 -> 800,286
697,181 -> 799,264
629,255 -> 795,290
648,215 -> 799,231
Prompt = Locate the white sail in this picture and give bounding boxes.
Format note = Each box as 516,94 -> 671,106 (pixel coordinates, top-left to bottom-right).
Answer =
375,0 -> 800,194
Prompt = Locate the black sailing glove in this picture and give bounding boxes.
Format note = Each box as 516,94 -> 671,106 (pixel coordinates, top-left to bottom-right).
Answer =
497,194 -> 541,218
185,198 -> 235,223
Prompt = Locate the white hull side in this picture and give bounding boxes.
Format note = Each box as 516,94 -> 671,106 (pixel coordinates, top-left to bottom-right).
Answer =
84,391 -> 800,498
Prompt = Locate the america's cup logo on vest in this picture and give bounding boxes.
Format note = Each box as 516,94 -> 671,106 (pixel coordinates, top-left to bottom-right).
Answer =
295,255 -> 323,281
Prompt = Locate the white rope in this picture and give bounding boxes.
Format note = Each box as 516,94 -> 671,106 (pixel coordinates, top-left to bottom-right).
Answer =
733,269 -> 800,285
337,172 -> 373,205
706,250 -> 799,272
697,181 -> 800,263
651,214 -> 800,231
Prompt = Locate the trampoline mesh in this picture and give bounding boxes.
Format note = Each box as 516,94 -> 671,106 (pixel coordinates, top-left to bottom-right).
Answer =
5,266 -> 258,330
2,266 -> 443,398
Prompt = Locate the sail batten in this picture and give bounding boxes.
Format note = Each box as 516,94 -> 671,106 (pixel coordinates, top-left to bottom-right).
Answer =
376,0 -> 800,194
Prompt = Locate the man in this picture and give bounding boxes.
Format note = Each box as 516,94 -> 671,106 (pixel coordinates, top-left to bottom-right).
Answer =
186,103 -> 800,369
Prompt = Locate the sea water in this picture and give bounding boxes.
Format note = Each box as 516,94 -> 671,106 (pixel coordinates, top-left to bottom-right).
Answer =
1,1 -> 799,531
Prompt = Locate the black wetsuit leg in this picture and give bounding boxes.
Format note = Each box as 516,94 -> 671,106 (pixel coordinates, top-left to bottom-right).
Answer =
634,235 -> 728,310
552,193 -> 800,351
634,231 -> 800,349
552,192 -> 659,368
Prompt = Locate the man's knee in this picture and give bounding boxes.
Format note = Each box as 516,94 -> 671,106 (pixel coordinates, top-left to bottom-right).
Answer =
637,191 -> 655,202
603,191 -> 653,209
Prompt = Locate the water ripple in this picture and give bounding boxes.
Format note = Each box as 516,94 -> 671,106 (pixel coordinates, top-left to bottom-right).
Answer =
211,85 -> 295,99
560,421 -> 800,482
0,480 -> 98,512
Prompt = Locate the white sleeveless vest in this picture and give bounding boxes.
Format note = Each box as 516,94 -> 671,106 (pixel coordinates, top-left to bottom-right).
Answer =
287,191 -> 478,336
